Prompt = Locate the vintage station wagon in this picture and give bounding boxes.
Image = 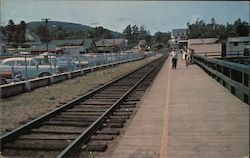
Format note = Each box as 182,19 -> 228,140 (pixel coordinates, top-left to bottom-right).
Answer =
0,57 -> 59,80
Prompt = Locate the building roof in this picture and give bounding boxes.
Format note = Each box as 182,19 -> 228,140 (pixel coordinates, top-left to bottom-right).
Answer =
188,38 -> 219,45
227,36 -> 250,42
83,39 -> 96,49
51,39 -> 83,46
178,39 -> 188,43
95,38 -> 125,47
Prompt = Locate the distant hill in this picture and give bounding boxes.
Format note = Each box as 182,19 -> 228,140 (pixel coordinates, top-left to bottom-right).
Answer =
27,21 -> 122,38
28,21 -> 91,32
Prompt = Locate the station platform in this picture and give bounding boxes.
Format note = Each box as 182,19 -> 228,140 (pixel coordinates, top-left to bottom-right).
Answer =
111,57 -> 249,158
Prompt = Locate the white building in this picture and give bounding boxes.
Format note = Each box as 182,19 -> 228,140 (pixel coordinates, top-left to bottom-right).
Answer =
172,29 -> 187,41
171,29 -> 188,49
226,36 -> 249,56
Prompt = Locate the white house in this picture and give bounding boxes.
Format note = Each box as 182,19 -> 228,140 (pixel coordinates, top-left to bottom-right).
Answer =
171,28 -> 188,49
226,36 -> 250,56
172,29 -> 188,41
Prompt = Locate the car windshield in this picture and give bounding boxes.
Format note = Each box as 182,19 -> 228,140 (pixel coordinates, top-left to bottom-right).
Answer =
71,57 -> 79,61
16,60 -> 26,66
57,57 -> 73,62
2,60 -> 15,66
30,60 -> 37,66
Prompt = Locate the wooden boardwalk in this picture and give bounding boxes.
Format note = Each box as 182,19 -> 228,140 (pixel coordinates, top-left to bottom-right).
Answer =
111,57 -> 249,158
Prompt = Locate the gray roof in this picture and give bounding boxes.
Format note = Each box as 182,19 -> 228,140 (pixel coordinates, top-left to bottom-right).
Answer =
188,38 -> 219,44
83,39 -> 96,49
227,36 -> 250,42
95,38 -> 125,47
51,39 -> 83,46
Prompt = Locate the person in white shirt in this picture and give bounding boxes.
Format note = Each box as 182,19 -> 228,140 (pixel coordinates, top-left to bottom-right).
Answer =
185,48 -> 192,67
170,48 -> 178,69
182,49 -> 186,60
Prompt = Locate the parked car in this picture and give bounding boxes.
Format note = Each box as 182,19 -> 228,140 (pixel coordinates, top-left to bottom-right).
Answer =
33,55 -> 58,70
34,55 -> 77,72
69,56 -> 89,69
0,70 -> 23,84
0,57 -> 59,80
55,56 -> 77,72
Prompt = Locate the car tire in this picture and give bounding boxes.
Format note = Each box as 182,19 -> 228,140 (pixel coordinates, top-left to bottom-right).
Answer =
1,78 -> 7,85
38,72 -> 51,77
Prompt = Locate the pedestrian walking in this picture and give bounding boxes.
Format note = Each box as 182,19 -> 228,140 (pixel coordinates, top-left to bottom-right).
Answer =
170,48 -> 178,69
190,49 -> 194,63
182,49 -> 186,60
185,49 -> 191,67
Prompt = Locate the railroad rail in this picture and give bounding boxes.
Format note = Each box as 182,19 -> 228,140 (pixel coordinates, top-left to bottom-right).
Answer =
0,56 -> 166,158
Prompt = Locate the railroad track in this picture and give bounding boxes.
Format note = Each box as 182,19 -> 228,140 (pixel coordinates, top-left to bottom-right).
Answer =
0,56 -> 166,158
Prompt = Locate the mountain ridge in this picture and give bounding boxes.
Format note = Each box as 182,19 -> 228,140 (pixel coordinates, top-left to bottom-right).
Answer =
27,21 -> 122,38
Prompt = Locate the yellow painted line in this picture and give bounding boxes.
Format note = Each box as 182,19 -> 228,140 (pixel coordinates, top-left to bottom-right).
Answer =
160,57 -> 171,158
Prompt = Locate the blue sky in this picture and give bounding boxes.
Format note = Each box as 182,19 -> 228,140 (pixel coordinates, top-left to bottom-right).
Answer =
1,0 -> 249,34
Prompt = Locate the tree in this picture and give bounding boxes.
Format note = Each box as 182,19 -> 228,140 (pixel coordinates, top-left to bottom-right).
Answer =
122,24 -> 153,46
138,26 -> 152,45
187,18 -> 208,38
5,20 -> 26,44
85,27 -> 113,40
234,18 -> 249,36
123,25 -> 133,45
36,25 -> 51,43
186,18 -> 249,39
6,19 -> 15,42
154,31 -> 171,44
18,21 -> 26,43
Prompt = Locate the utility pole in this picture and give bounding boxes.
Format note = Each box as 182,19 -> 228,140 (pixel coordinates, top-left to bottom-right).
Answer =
42,18 -> 51,52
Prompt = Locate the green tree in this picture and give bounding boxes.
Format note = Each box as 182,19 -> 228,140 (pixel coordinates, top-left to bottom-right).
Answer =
154,31 -> 171,44
5,20 -> 26,44
36,25 -> 52,43
234,18 -> 249,36
6,19 -> 15,42
138,26 -> 152,46
123,24 -> 153,46
18,21 -> 26,43
187,18 -> 207,38
85,27 -> 113,40
187,18 -> 249,39
123,25 -> 133,45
